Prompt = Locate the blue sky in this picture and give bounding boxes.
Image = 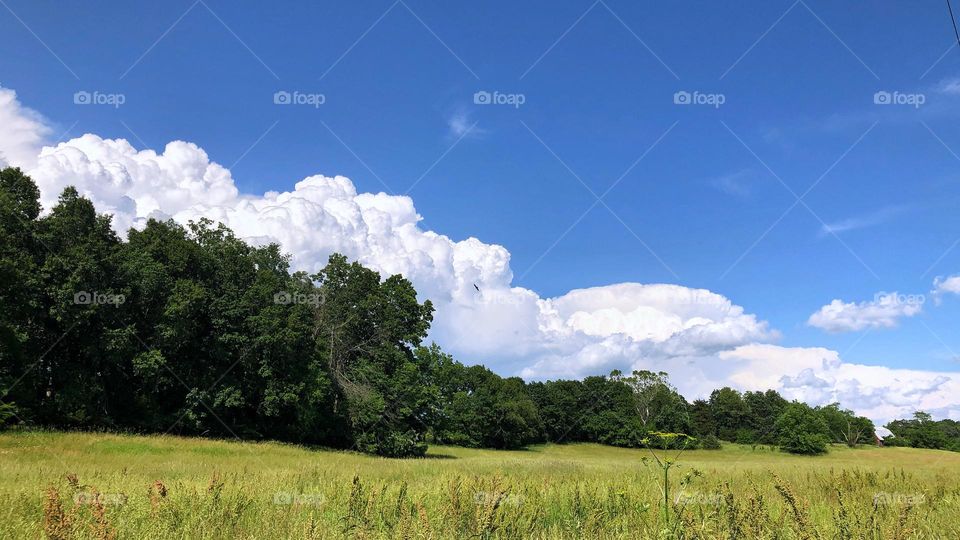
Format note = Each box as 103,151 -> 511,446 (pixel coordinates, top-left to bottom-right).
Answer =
4,0 -> 960,402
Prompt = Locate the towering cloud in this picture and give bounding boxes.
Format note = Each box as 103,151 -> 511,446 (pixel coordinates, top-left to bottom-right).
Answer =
0,88 -> 50,169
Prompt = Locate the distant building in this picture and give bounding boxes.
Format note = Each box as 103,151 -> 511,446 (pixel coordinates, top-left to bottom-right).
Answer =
874,426 -> 894,446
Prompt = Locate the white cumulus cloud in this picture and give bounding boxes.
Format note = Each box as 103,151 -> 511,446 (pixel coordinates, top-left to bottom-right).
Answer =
807,292 -> 924,333
0,88 -> 51,169
721,345 -> 960,423
932,274 -> 960,304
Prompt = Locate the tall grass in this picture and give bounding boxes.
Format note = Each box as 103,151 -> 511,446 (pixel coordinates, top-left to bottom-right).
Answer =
1,430 -> 958,539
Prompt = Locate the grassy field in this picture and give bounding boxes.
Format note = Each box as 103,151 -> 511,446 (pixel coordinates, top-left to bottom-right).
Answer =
1,430 -> 959,539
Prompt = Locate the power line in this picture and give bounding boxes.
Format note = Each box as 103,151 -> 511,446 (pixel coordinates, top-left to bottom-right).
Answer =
948,0 -> 960,48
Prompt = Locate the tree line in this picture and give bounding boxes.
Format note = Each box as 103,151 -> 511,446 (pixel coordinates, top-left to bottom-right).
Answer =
0,168 -> 953,456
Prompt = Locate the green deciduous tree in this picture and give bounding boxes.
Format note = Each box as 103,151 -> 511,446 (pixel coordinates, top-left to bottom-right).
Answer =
427,349 -> 541,449
709,387 -> 750,442
775,402 -> 830,455
5,167 -> 956,458
816,403 -> 874,447
886,411 -> 950,450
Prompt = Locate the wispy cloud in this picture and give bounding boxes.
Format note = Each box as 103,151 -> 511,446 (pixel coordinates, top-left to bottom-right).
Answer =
710,169 -> 755,197
819,206 -> 907,236
932,274 -> 960,304
765,75 -> 960,145
446,109 -> 484,139
936,77 -> 960,95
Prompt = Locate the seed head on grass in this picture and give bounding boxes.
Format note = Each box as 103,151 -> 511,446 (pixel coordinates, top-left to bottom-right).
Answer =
892,499 -> 915,540
89,493 -> 116,540
148,480 -> 167,514
207,471 -> 224,496
417,501 -> 432,538
65,474 -> 80,491
832,488 -> 853,540
42,486 -> 72,540
772,473 -> 819,540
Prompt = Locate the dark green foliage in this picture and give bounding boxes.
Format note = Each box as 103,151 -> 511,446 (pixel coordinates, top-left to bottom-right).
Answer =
311,254 -> 434,456
527,375 -> 646,447
699,434 -> 721,449
615,370 -> 692,435
0,401 -> 16,427
580,375 -> 647,447
427,346 -> 541,449
743,390 -> 787,444
0,168 -> 43,422
526,379 -> 588,442
775,402 -> 830,455
734,428 -> 756,444
816,403 -> 874,447
709,387 -> 750,442
688,399 -> 715,437
525,372 -> 693,449
886,412 -> 953,450
2,168 -> 954,457
0,170 -> 433,457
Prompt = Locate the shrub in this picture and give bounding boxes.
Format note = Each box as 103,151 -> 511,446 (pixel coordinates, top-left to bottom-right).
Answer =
356,430 -> 428,458
735,428 -> 756,444
0,402 -> 16,428
642,431 -> 695,450
775,403 -> 829,455
700,434 -> 722,450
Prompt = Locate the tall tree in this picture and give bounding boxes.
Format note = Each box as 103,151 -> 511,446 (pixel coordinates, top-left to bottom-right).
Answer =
816,403 -> 874,447
709,387 -> 750,441
34,187 -> 126,426
0,168 -> 43,422
313,254 -> 434,456
744,389 -> 787,444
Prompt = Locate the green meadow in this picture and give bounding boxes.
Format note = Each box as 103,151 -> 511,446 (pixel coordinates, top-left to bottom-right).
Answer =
2,430 -> 959,539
